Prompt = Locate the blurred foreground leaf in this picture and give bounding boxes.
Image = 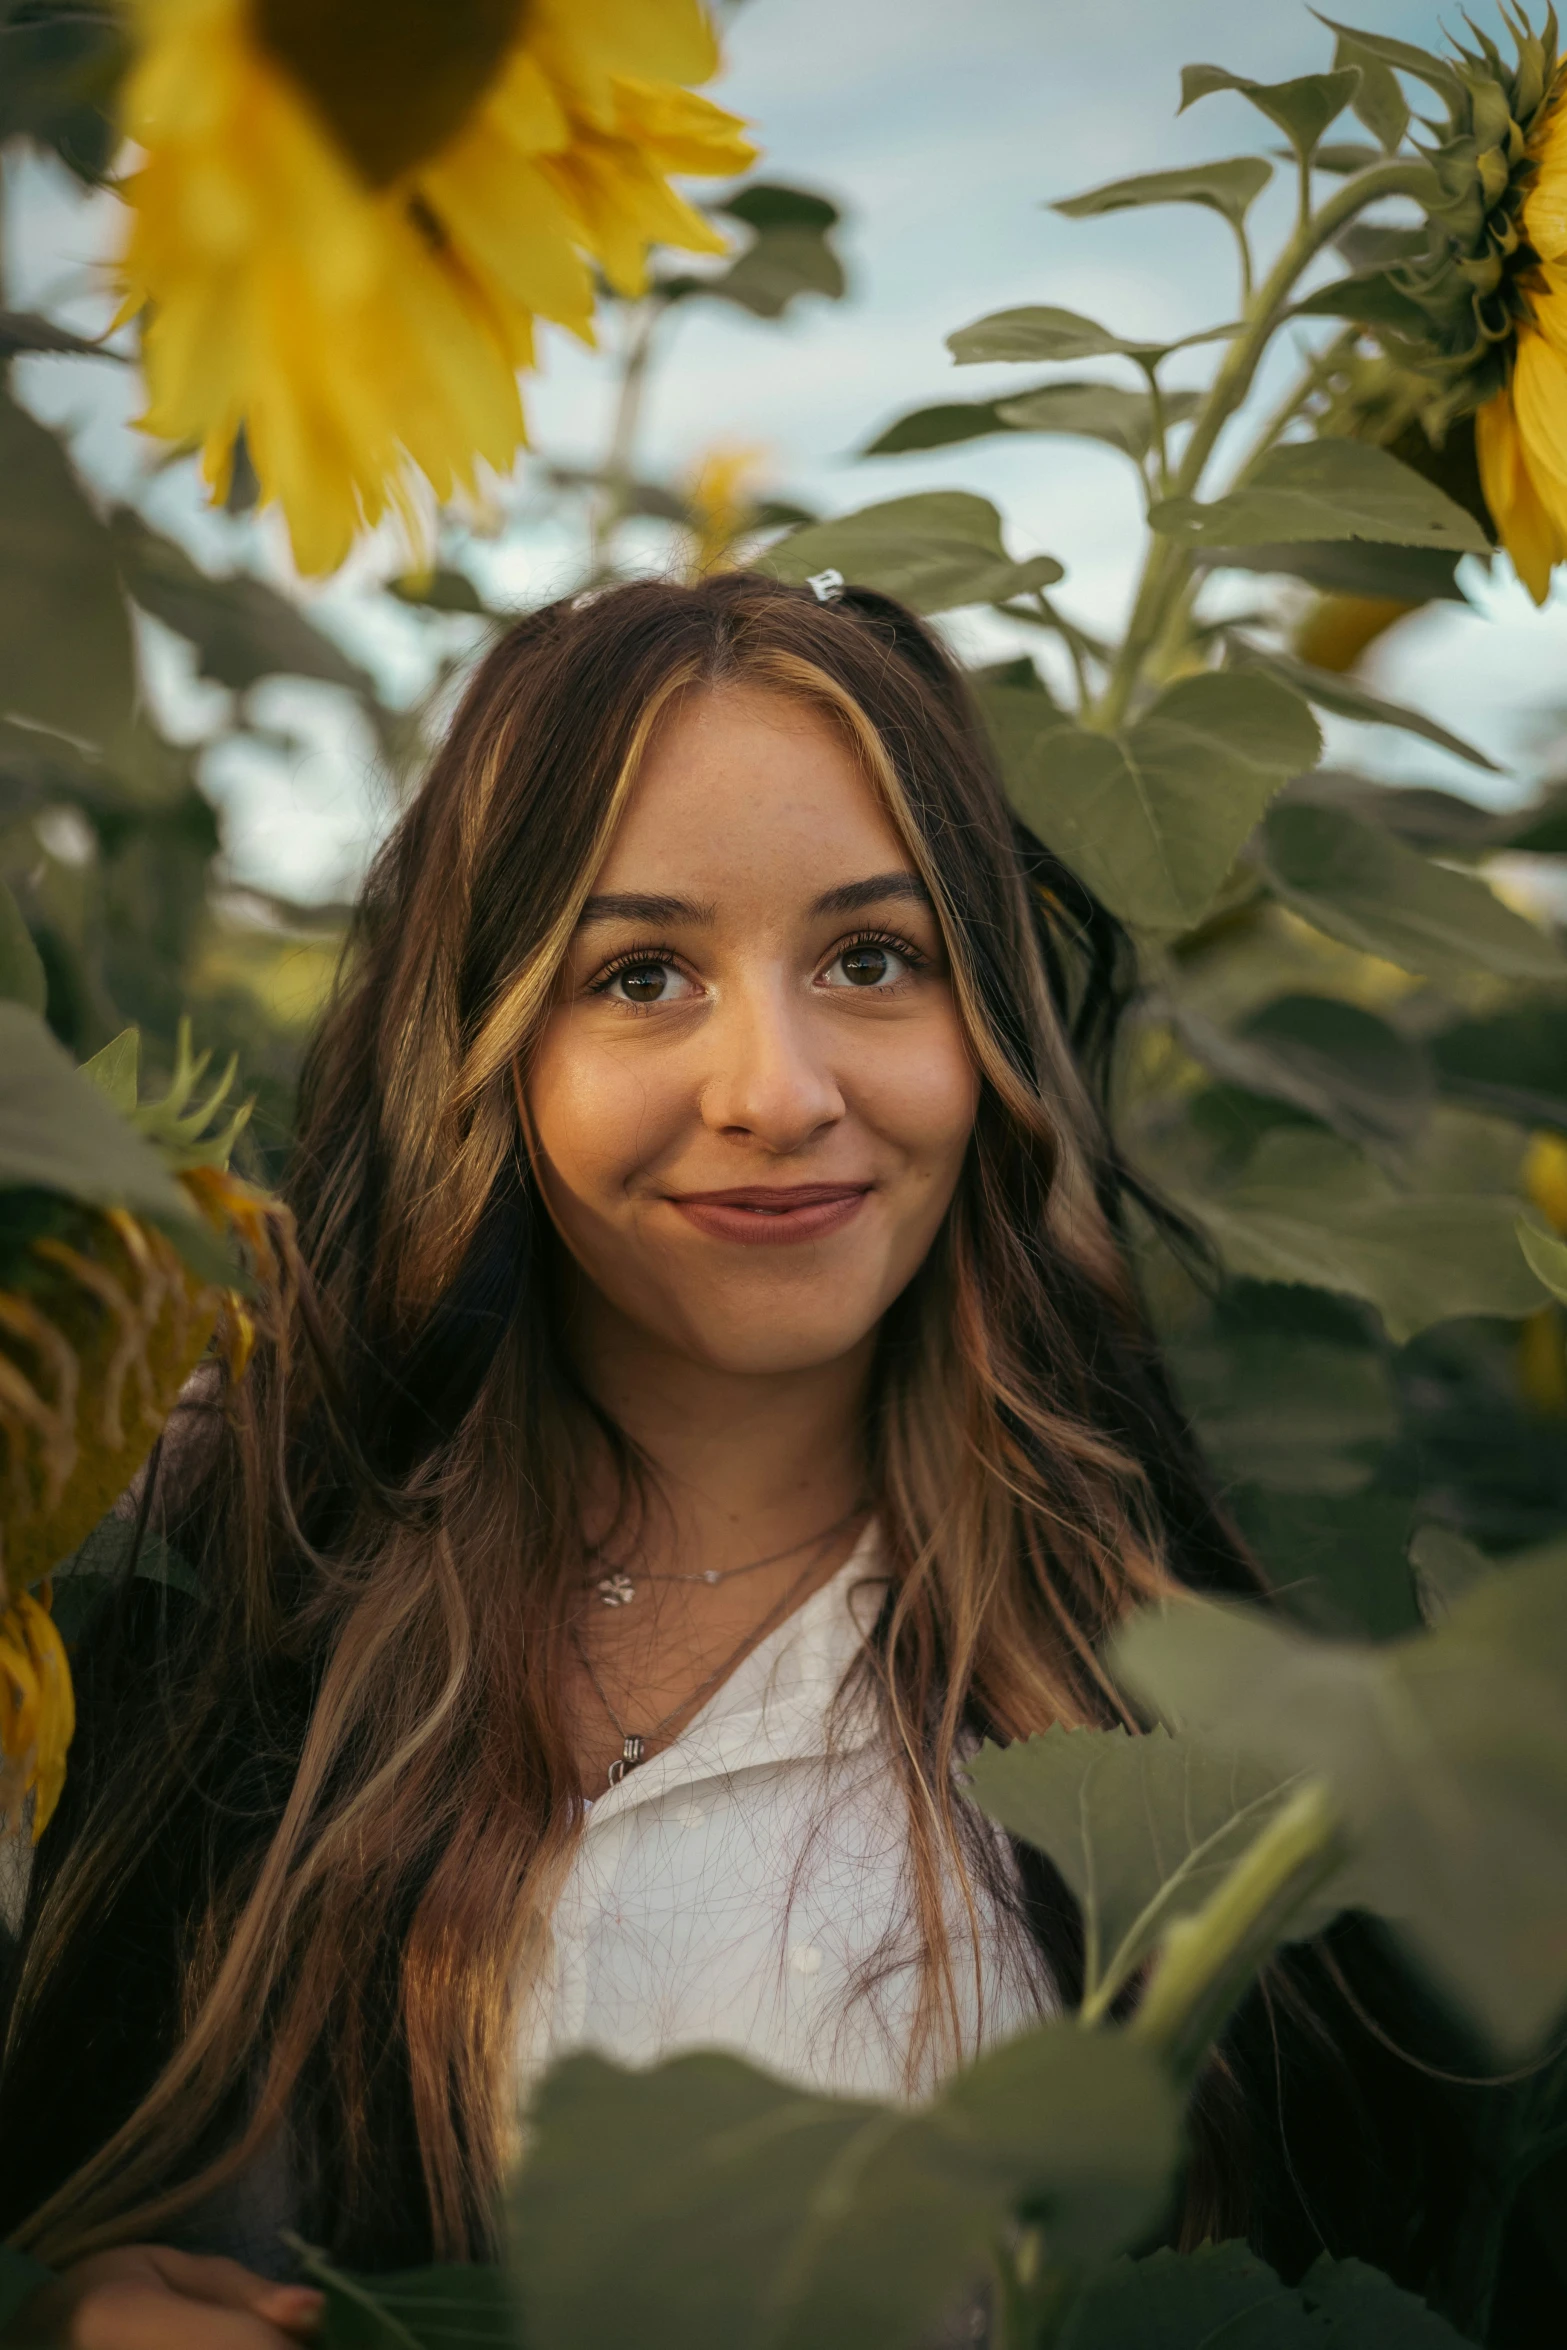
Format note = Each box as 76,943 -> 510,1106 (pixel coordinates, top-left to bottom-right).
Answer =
291,2246 -> 514,2350
968,1726 -> 1299,2017
1059,2242 -> 1476,2347
512,2029 -> 1181,2350
1114,1544 -> 1567,2052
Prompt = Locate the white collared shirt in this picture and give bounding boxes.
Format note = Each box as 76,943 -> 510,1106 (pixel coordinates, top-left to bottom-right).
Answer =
517,1526 -> 1053,2104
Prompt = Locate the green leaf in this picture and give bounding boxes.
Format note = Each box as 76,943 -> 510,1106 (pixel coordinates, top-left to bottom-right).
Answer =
1150,440 -> 1492,554
1113,1545 -> 1567,2054
1178,1126 -> 1547,1340
861,397 -> 1027,456
1311,19 -> 1463,105
290,2247 -> 514,2350
512,2030 -> 1181,2350
662,187 -> 845,319
1519,1220 -> 1567,1306
968,1726 -> 1300,2014
996,672 -> 1320,934
947,308 -> 1240,368
1299,2253 -> 1479,2345
1294,272 -> 1435,336
1228,642 -> 1497,769
1174,991 -> 1432,1153
0,1003 -> 220,1279
1060,2244 -> 1478,2349
386,568 -> 488,615
1059,2241 -> 1319,2350
0,876 -> 46,1015
0,388 -> 136,752
110,509 -> 372,695
759,493 -> 1063,615
78,1026 -> 140,1115
1408,1524 -> 1497,1625
1170,1326 -> 1397,1496
1260,802 -> 1567,988
0,0 -> 125,182
1431,1002 -> 1567,1128
1333,31 -> 1412,151
1052,157 -> 1273,230
1196,538 -> 1464,600
1233,1489 -> 1423,1641
1179,65 -> 1362,158
996,382 -> 1202,460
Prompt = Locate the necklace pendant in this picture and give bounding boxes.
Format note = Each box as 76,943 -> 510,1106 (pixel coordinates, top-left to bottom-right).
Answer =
606,1733 -> 645,1788
596,1573 -> 636,1608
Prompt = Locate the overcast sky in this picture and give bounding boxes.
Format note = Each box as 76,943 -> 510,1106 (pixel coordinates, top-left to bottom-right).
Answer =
10,0 -> 1567,900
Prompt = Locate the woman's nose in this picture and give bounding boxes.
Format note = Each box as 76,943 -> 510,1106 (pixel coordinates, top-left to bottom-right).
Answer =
697,977 -> 844,1151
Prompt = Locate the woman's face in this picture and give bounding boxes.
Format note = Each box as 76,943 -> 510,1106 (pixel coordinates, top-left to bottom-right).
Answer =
527,684 -> 980,1377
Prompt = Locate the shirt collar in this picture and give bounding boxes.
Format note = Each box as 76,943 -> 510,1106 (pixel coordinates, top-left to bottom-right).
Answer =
583,1521 -> 888,1829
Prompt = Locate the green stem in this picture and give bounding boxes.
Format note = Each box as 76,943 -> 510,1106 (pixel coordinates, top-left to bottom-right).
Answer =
1088,156 -> 1426,733
1129,1782 -> 1345,2081
590,298 -> 664,571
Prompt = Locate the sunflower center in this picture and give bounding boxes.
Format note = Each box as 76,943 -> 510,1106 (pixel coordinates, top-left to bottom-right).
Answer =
253,0 -> 529,188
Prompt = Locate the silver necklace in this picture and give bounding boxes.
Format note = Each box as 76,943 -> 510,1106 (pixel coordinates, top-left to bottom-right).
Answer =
587,1500 -> 866,1609
574,1514 -> 865,1788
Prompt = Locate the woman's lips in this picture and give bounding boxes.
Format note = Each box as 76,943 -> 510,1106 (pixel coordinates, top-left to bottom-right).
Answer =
668,1184 -> 872,1246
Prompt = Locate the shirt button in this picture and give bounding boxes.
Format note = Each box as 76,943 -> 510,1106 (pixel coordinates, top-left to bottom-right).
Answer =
790,1942 -> 822,1977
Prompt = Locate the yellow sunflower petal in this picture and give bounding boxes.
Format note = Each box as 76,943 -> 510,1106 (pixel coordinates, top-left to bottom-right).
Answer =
14,1592 -> 74,1840
1478,362 -> 1567,604
122,0 -> 755,572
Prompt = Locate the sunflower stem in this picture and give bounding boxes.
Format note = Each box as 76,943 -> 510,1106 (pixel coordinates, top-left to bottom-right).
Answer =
1087,157 -> 1429,733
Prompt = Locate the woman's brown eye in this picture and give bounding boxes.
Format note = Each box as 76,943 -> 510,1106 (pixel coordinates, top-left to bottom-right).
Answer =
826,942 -> 906,989
613,962 -> 672,1002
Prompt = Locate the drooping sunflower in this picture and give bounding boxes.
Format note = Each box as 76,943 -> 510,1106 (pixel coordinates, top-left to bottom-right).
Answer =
1323,11 -> 1567,603
120,0 -> 756,574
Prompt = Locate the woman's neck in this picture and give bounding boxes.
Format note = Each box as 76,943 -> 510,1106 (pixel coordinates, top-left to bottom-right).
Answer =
568,1280 -> 873,1575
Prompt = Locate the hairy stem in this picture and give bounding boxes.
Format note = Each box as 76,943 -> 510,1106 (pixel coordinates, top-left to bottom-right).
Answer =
1089,157 -> 1427,732
1128,1781 -> 1345,2081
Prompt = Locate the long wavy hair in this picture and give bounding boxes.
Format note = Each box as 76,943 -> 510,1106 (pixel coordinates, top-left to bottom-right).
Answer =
0,574 -> 1260,2267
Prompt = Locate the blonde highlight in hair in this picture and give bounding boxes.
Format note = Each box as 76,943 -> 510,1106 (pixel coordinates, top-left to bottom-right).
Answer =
1,577 -> 1256,2264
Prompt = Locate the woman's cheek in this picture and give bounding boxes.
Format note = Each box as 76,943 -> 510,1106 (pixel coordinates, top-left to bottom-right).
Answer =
529,1022 -> 686,1206
859,1012 -> 979,1173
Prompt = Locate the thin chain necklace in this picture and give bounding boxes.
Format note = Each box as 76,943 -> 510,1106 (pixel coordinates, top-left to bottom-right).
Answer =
573,1512 -> 866,1789
586,1499 -> 866,1610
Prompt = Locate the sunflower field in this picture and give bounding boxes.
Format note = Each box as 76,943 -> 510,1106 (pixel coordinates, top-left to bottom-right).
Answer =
4,1 -> 1567,2345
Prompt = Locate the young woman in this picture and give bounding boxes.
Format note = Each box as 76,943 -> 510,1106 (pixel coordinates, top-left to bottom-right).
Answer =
0,573 -> 1269,2344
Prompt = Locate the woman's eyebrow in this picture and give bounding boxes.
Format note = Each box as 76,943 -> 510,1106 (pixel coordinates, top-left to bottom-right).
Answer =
577,890 -> 716,928
811,873 -> 931,918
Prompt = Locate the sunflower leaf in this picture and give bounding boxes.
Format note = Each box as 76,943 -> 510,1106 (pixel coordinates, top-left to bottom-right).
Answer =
511,2031 -> 1181,2350
1112,1543 -> 1567,2054
994,672 -> 1320,933
1173,1129 -> 1546,1341
0,389 -> 135,753
1179,65 -> 1362,160
759,492 -> 1063,614
1052,157 -> 1273,231
78,1027 -> 140,1115
967,1726 -> 1304,2013
1150,440 -> 1492,553
947,308 -> 1241,367
1228,642 -> 1498,769
1310,17 -> 1465,105
996,383 -> 1202,459
0,876 -> 46,1016
1260,801 -> 1567,986
1333,29 -> 1412,150
1518,1220 -> 1567,1305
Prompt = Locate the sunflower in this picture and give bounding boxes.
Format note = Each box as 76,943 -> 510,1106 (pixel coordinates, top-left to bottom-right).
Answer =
121,0 -> 756,574
1478,91 -> 1567,601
